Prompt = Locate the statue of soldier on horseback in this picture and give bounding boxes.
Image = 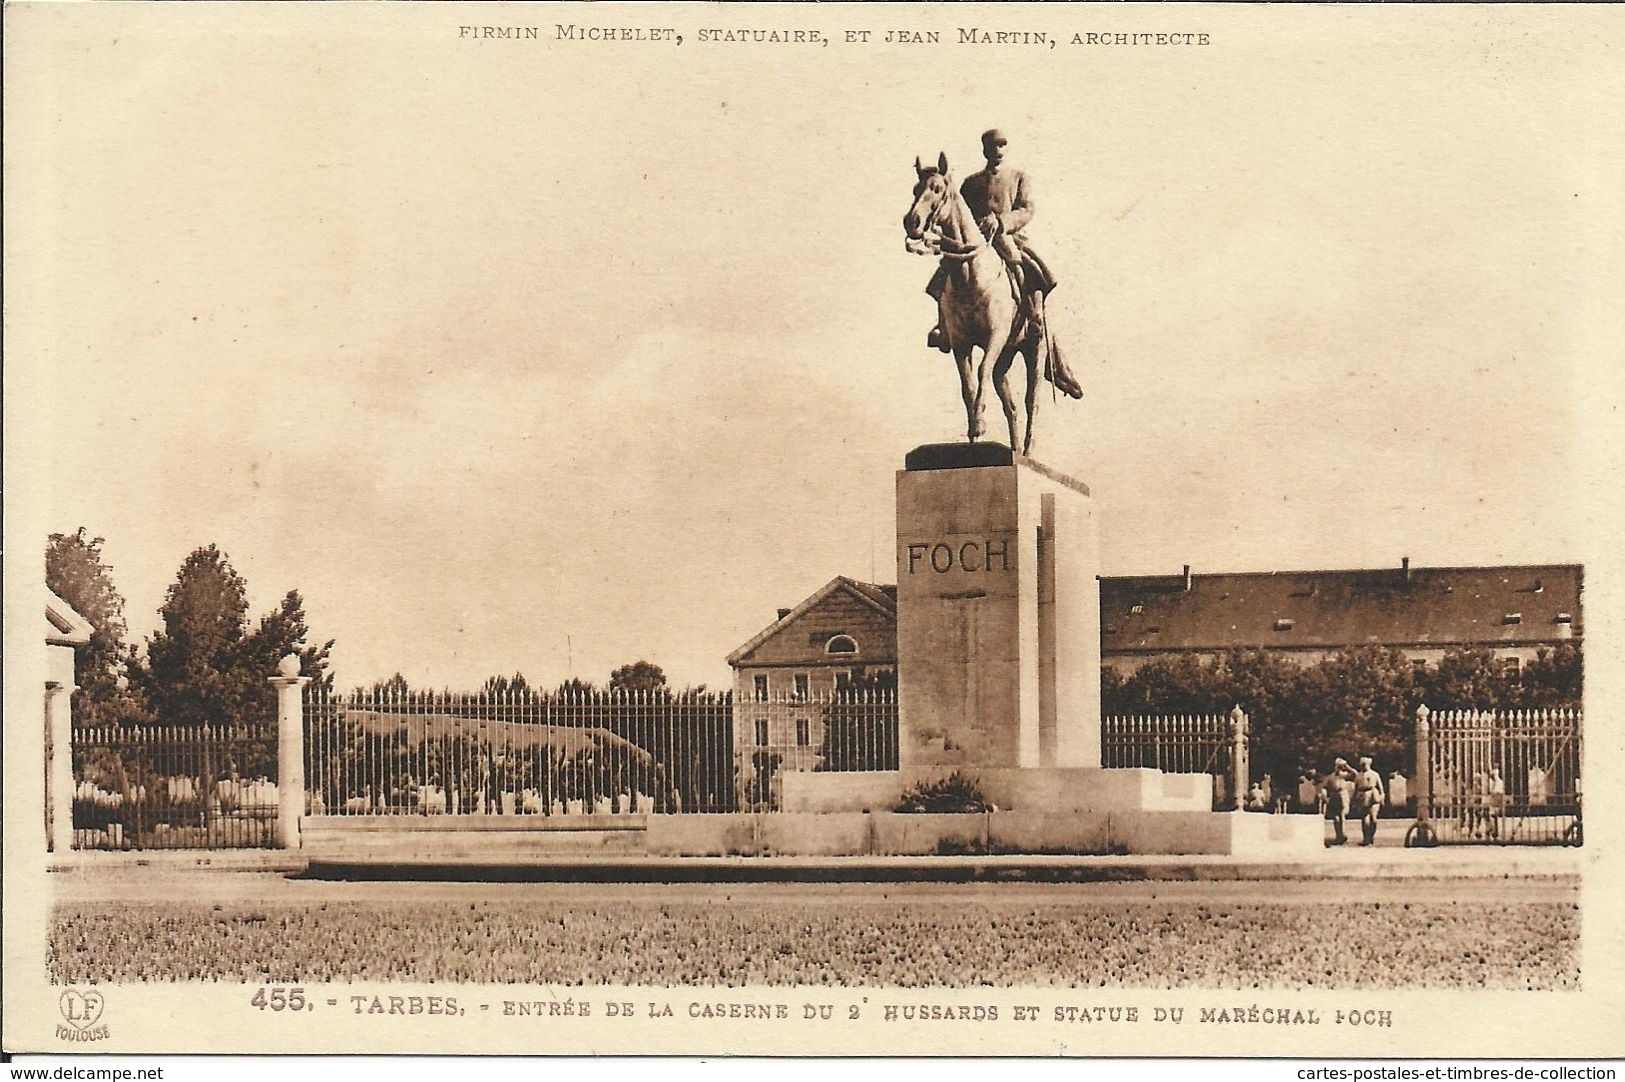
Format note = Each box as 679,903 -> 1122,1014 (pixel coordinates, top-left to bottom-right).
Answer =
903,129 -> 1082,455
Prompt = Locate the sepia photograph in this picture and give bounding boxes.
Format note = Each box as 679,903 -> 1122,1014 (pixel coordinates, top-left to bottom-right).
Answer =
5,0 -> 1624,1061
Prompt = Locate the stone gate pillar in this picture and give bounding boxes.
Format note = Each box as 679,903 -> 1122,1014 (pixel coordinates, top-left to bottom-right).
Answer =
45,680 -> 77,852
269,655 -> 311,849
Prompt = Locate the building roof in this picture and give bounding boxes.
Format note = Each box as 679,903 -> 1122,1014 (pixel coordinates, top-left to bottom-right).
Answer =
727,576 -> 896,666
734,563 -> 1583,661
1099,563 -> 1582,654
46,588 -> 93,647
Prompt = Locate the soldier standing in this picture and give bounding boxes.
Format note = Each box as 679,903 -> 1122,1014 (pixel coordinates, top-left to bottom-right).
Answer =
1354,756 -> 1386,846
1322,757 -> 1356,846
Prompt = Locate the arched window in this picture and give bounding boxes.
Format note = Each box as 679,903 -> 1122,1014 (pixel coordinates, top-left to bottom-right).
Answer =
825,635 -> 858,655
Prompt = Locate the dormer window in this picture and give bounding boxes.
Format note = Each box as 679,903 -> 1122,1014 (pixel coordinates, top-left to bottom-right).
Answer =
825,634 -> 859,655
1274,618 -> 1296,632
1130,604 -> 1144,615
1503,613 -> 1523,625
1555,613 -> 1573,624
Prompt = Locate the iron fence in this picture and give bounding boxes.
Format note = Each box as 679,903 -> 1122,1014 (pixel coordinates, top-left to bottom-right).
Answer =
304,687 -> 901,815
304,687 -> 738,815
71,722 -> 279,850
734,690 -> 899,810
1102,712 -> 1242,808
1416,706 -> 1581,846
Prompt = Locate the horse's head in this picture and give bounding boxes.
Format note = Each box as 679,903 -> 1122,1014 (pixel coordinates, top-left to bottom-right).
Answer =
903,152 -> 953,245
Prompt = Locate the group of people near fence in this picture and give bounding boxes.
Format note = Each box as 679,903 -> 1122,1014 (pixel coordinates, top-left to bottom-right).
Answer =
1309,756 -> 1512,845
1316,756 -> 1387,846
1436,765 -> 1509,840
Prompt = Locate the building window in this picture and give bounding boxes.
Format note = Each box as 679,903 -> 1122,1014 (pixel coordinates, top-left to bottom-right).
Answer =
793,673 -> 810,701
754,720 -> 769,747
1503,612 -> 1523,625
1413,658 -> 1428,675
1274,618 -> 1295,632
1130,604 -> 1144,615
753,675 -> 769,702
1503,656 -> 1522,680
796,718 -> 811,747
826,634 -> 859,655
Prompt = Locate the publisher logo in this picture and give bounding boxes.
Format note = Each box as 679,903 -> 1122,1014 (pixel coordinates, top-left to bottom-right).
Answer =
57,989 -> 110,1042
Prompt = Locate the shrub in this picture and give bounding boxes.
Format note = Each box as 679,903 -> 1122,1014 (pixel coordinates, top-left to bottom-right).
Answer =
72,799 -> 124,831
895,771 -> 990,814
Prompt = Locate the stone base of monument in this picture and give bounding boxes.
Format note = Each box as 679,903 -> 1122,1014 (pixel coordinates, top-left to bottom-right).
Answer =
759,768 -> 1323,857
640,805 -> 1323,858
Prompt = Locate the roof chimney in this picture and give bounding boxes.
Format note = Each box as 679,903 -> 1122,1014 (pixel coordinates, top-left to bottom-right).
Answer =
1182,564 -> 1192,592
776,608 -> 792,621
1402,556 -> 1411,585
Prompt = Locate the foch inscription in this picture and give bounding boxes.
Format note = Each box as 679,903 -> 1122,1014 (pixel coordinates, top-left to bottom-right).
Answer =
903,537 -> 1013,575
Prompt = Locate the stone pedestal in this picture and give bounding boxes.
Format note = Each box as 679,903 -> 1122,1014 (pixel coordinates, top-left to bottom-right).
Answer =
775,442 -> 1315,859
895,444 -> 1101,771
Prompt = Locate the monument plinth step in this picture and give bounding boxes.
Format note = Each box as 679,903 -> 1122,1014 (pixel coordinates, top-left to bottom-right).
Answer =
904,442 -> 1014,471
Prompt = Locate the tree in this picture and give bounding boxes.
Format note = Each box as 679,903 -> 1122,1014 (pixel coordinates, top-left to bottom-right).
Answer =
46,529 -> 141,727
135,547 -> 334,724
1110,654 -> 1225,716
1521,645 -> 1582,708
553,676 -> 597,699
1099,666 -> 1127,715
1420,648 -> 1506,712
369,673 -> 411,697
133,545 -> 254,730
816,667 -> 898,772
609,660 -> 667,695
1308,645 -> 1418,770
1212,647 -> 1321,784
480,672 -> 534,700
244,590 -> 335,694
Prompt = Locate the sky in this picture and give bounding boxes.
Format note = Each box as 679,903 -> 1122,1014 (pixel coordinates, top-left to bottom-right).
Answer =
8,3 -> 1623,693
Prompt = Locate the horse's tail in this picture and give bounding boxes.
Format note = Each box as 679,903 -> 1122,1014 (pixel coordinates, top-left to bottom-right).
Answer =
1045,336 -> 1083,400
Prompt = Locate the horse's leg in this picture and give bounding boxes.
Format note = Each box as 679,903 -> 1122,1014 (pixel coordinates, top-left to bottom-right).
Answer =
992,340 -> 1020,454
955,345 -> 980,442
978,326 -> 1011,446
1022,339 -> 1042,456
970,346 -> 992,440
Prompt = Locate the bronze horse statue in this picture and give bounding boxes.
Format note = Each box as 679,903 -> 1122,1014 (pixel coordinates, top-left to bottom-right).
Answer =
903,152 -> 1061,455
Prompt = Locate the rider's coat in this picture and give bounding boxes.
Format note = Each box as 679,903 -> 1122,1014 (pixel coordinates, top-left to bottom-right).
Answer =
926,164 -> 1057,299
960,164 -> 1057,295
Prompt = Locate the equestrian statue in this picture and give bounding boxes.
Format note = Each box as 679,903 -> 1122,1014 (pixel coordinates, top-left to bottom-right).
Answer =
902,129 -> 1082,455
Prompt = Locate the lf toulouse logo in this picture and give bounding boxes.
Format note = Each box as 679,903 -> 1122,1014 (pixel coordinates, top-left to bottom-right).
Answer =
58,988 -> 111,1042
